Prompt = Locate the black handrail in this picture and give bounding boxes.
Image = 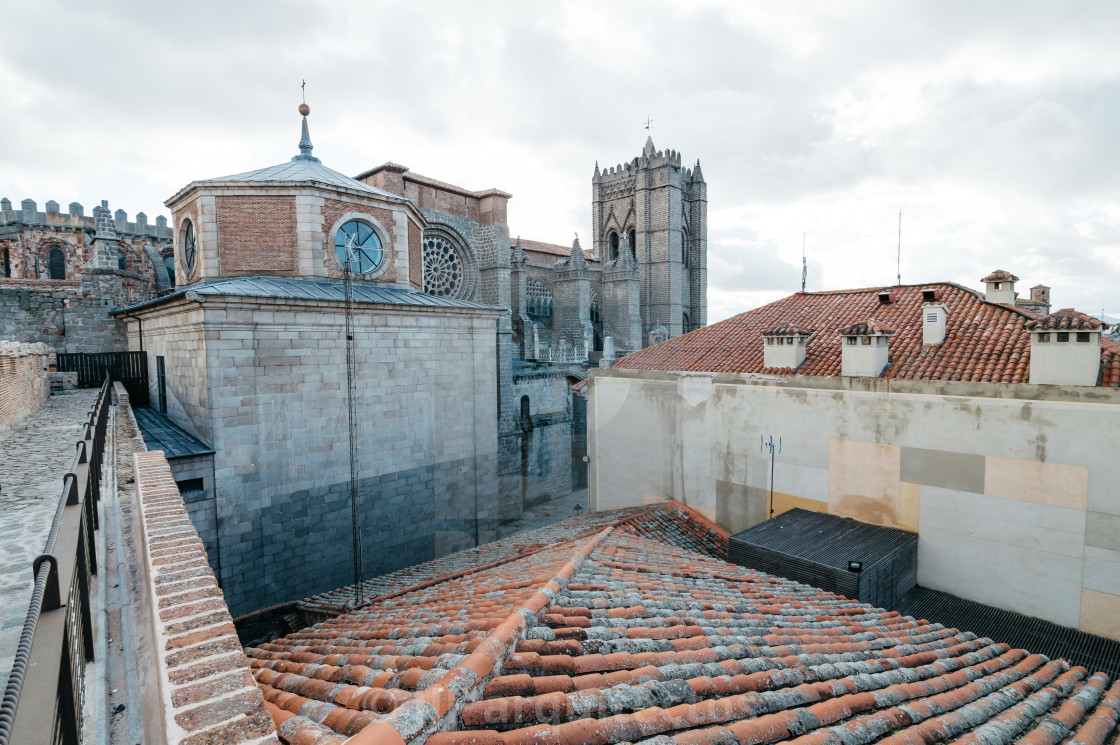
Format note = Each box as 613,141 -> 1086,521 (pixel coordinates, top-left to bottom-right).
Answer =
0,376 -> 111,745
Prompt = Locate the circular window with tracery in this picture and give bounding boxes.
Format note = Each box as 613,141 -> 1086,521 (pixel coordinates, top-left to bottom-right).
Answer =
423,237 -> 464,297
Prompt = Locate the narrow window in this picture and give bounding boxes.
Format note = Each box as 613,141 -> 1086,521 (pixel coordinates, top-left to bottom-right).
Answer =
118,251 -> 128,271
628,229 -> 637,261
520,395 -> 532,432
156,356 -> 167,414
48,246 -> 66,279
609,232 -> 619,261
1,247 -> 9,277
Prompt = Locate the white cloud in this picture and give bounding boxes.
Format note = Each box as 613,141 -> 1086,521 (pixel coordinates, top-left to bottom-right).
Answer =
1,0 -> 1118,324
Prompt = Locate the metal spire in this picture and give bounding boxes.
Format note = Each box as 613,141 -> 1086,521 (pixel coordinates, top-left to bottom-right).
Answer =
293,83 -> 320,163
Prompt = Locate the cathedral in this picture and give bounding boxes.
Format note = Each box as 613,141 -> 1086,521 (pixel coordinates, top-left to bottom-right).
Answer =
0,107 -> 707,614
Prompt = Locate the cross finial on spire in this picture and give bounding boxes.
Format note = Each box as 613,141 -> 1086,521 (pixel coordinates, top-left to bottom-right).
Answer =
645,116 -> 653,131
293,82 -> 319,163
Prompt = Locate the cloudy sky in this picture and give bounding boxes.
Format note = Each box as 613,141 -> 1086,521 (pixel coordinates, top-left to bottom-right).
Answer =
3,0 -> 1118,323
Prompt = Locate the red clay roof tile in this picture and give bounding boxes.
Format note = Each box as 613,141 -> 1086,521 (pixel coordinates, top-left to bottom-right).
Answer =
246,506 -> 1120,745
613,284 -> 1118,387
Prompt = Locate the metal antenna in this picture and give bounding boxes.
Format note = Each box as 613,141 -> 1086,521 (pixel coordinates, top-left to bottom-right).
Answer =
645,116 -> 653,132
801,233 -> 807,292
896,211 -> 902,286
343,234 -> 365,607
761,435 -> 782,518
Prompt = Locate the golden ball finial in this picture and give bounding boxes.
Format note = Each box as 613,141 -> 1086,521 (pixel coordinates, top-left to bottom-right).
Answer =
298,103 -> 310,116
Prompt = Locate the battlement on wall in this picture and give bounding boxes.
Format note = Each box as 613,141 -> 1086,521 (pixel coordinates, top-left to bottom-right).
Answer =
0,197 -> 173,242
596,148 -> 696,184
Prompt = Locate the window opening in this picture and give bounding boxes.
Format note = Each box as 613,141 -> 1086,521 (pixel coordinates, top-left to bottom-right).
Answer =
156,356 -> 167,414
48,246 -> 66,279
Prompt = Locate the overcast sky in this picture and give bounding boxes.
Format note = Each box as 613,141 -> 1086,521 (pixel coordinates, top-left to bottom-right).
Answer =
3,1 -> 1118,323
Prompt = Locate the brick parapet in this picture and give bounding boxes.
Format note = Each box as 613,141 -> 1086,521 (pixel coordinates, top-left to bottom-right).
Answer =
0,339 -> 52,431
132,450 -> 279,745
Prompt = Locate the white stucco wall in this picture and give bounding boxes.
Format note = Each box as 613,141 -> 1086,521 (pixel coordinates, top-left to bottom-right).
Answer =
588,369 -> 1120,639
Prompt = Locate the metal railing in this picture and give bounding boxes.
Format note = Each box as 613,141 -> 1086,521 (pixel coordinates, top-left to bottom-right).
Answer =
0,377 -> 111,745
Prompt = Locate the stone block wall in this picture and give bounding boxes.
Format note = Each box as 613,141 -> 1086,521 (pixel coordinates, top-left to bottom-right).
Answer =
0,340 -> 51,431
131,449 -> 278,745
126,295 -> 504,616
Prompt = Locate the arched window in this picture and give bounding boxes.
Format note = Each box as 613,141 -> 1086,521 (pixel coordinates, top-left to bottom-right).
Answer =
48,246 -> 66,279
164,256 -> 176,288
628,229 -> 637,262
683,312 -> 690,333
682,229 -> 690,268
117,251 -> 128,271
608,232 -> 619,261
1,247 -> 10,278
520,395 -> 532,432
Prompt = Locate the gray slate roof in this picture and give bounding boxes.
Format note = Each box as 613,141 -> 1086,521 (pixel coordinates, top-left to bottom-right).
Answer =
112,275 -> 503,314
207,157 -> 402,200
133,406 -> 214,458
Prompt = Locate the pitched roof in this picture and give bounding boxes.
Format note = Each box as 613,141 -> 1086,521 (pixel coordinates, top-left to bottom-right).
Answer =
243,506 -> 1120,745
112,275 -> 504,315
762,323 -> 813,337
1026,308 -> 1110,331
614,283 -> 1119,386
209,157 -> 403,200
981,269 -> 1020,283
516,238 -> 597,265
838,318 -> 894,336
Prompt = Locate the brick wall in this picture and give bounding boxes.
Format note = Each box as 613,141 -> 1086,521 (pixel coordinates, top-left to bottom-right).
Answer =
132,449 -> 279,745
320,198 -> 398,283
217,196 -> 297,275
0,340 -> 51,431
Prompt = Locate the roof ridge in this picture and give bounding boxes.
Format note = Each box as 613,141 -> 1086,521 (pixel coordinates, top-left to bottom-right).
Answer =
299,507 -> 660,614
365,525 -> 619,744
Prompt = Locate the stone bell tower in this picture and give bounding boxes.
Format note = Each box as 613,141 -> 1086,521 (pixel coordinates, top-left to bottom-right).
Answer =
592,137 -> 707,346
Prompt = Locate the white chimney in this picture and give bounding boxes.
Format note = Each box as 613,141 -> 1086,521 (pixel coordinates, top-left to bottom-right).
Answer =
840,319 -> 893,377
982,269 -> 1018,305
1027,309 -> 1106,386
762,323 -> 812,370
921,289 -> 947,345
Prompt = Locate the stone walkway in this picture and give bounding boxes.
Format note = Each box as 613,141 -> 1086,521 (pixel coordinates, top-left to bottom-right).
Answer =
496,487 -> 590,539
0,388 -> 99,690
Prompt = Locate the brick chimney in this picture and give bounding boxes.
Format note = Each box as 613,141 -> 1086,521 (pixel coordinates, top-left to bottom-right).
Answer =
1026,309 -> 1107,386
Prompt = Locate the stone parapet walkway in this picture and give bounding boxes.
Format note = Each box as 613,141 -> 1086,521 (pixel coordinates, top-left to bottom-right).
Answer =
0,387 -> 99,689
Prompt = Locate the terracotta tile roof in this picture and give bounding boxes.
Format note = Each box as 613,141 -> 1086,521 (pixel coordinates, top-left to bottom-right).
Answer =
613,283 -> 1120,387
245,515 -> 1120,745
981,269 -> 1020,283
1026,308 -> 1110,331
515,238 -> 598,265
298,504 -> 726,615
838,319 -> 894,336
763,323 -> 813,337
1102,338 -> 1120,387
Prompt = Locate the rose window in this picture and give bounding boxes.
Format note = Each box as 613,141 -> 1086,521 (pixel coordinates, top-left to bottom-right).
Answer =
423,237 -> 464,297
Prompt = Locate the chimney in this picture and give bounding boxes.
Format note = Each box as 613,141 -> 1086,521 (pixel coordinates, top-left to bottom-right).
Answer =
921,288 -> 947,345
1027,309 -> 1107,386
839,319 -> 893,377
1030,284 -> 1051,315
981,269 -> 1018,305
762,323 -> 812,370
